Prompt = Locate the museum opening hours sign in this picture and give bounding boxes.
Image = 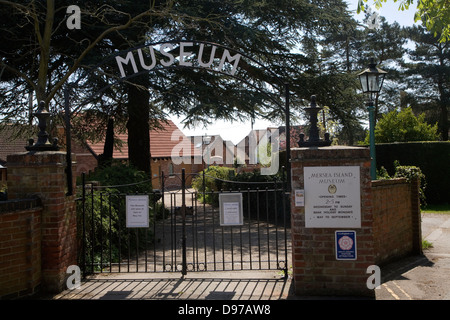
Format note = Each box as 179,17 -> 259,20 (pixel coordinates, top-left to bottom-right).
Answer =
304,166 -> 361,228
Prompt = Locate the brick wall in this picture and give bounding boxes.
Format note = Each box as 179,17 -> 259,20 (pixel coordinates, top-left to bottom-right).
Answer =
290,146 -> 375,297
6,151 -> 77,294
372,178 -> 422,265
290,146 -> 422,297
0,199 -> 42,299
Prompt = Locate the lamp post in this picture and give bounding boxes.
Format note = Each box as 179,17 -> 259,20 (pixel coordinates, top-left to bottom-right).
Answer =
357,58 -> 387,180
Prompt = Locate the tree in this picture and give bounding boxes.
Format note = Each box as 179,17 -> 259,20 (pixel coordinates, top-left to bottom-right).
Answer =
0,0 -> 211,174
399,25 -> 450,140
357,0 -> 450,43
1,0 -> 366,164
0,1 -> 176,106
363,106 -> 440,143
306,11 -> 407,145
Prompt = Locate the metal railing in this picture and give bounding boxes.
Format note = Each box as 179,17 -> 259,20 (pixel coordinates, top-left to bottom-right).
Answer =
77,168 -> 290,278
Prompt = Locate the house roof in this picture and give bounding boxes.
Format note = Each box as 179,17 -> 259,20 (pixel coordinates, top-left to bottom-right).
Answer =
0,126 -> 28,164
87,119 -> 200,159
235,125 -> 305,153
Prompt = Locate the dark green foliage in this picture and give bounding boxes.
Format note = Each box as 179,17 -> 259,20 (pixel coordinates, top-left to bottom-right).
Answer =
192,166 -> 287,225
377,160 -> 427,207
192,166 -> 236,206
376,142 -> 450,204
363,107 -> 440,143
394,161 -> 427,207
76,164 -> 168,272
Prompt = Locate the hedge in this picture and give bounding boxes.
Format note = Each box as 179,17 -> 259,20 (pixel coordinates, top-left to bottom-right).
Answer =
375,141 -> 450,204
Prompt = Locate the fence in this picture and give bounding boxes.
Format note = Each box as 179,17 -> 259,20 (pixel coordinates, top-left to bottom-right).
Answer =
77,169 -> 290,278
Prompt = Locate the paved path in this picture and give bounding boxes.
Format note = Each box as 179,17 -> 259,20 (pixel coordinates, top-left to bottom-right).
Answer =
43,213 -> 449,301
49,270 -> 293,300
375,213 -> 450,300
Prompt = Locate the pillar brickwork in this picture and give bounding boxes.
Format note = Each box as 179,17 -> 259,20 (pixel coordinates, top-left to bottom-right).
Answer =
290,146 -> 375,297
7,151 -> 77,293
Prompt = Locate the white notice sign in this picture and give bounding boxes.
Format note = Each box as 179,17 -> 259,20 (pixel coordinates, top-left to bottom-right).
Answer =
219,193 -> 243,226
304,166 -> 361,228
295,189 -> 305,207
126,195 -> 149,228
223,202 -> 240,225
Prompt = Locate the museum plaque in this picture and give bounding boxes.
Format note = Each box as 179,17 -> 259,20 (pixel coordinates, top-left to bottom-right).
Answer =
304,166 -> 361,228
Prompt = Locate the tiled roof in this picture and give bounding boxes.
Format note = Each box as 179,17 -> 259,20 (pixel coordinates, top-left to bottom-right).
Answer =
0,126 -> 28,164
87,119 -> 200,159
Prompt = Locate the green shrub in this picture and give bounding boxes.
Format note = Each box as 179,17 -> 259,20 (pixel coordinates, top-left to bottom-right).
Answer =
393,161 -> 427,207
376,142 -> 450,204
363,107 -> 439,143
377,161 -> 427,208
77,164 -> 167,272
192,166 -> 287,224
87,163 -> 152,194
192,166 -> 235,206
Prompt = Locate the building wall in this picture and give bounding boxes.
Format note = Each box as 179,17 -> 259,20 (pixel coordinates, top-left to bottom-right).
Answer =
151,158 -> 202,190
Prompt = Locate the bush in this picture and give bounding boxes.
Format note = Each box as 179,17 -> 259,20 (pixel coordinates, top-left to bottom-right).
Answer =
192,166 -> 287,225
393,162 -> 427,207
377,161 -> 427,207
376,142 -> 450,204
363,107 -> 439,143
77,164 -> 167,271
192,166 -> 235,206
86,163 -> 152,194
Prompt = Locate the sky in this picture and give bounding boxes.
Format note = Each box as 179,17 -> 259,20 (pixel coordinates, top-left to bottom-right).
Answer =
170,0 -> 419,144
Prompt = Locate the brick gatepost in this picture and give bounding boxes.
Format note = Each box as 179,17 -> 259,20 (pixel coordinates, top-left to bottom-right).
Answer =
7,151 -> 77,293
290,146 -> 375,297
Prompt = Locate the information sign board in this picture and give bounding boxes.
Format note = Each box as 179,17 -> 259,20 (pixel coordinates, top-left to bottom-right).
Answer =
126,195 -> 149,228
219,193 -> 243,226
304,166 -> 361,228
335,230 -> 357,260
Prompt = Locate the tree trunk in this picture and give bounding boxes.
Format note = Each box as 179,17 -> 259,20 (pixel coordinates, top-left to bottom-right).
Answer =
439,101 -> 449,141
98,117 -> 114,167
126,75 -> 151,175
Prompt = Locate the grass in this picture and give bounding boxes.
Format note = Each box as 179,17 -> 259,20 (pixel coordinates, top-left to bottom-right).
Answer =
422,239 -> 434,250
421,203 -> 450,214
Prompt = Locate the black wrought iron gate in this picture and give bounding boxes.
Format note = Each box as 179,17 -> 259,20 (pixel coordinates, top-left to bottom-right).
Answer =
77,169 -> 290,278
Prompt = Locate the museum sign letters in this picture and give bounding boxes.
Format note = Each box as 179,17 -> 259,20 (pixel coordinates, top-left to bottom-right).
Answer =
115,42 -> 242,78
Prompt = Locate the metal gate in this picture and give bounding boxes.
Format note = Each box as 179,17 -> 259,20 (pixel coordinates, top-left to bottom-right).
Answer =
77,169 -> 290,277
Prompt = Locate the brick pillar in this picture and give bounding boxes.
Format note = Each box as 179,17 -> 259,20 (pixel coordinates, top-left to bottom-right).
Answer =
7,151 -> 77,293
290,146 -> 375,297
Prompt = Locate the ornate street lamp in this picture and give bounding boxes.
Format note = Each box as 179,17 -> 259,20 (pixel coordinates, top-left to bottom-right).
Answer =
358,58 -> 387,180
